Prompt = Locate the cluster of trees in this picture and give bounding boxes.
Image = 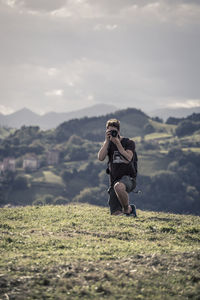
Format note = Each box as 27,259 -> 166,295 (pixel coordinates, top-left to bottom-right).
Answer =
166,113 -> 200,125
0,126 -> 46,158
166,113 -> 200,137
175,121 -> 200,137
142,150 -> 200,214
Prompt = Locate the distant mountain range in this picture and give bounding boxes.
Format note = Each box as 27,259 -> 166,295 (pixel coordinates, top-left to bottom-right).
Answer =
1,104 -> 199,129
149,106 -> 200,121
0,104 -> 117,129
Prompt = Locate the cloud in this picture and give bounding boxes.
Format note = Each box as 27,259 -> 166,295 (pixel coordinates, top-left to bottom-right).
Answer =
47,68 -> 60,77
0,105 -> 14,115
168,99 -> 200,108
4,0 -> 66,12
3,0 -> 200,23
45,89 -> 64,97
94,24 -> 118,31
0,0 -> 200,114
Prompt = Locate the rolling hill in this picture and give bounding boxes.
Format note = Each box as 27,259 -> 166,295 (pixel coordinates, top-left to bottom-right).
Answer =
55,107 -> 157,142
149,106 -> 200,121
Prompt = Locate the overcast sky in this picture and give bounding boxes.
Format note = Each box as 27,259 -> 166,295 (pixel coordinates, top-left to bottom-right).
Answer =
0,0 -> 200,115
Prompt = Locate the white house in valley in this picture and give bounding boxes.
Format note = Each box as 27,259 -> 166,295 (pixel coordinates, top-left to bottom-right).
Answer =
23,154 -> 39,171
47,150 -> 60,165
1,157 -> 16,172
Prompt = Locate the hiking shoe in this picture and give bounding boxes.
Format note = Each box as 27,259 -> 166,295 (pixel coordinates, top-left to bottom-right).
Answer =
130,204 -> 137,217
124,204 -> 137,217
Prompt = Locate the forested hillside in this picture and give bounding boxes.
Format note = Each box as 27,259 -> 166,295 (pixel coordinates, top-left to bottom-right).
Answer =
0,108 -> 199,215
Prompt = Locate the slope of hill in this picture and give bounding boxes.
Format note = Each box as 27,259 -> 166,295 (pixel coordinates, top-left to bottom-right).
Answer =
0,127 -> 14,139
149,106 -> 200,121
0,204 -> 199,299
55,107 -> 152,142
166,112 -> 200,124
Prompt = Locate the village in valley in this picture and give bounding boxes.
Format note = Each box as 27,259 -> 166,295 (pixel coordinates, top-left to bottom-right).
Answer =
0,150 -> 60,175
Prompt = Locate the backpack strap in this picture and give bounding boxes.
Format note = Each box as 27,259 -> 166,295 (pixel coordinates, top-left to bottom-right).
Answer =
106,142 -> 111,174
122,138 -> 137,176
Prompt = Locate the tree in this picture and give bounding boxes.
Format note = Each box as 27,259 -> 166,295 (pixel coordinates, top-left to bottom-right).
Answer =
152,116 -> 163,123
13,175 -> 28,190
175,120 -> 200,137
73,185 -> 107,206
143,123 -> 155,134
33,194 -> 54,205
53,196 -> 70,205
65,145 -> 89,161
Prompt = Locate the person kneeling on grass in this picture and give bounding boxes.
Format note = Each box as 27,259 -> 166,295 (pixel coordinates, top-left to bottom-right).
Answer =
98,118 -> 137,216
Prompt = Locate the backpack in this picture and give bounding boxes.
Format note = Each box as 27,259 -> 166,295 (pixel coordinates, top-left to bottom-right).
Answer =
122,138 -> 138,177
132,151 -> 138,176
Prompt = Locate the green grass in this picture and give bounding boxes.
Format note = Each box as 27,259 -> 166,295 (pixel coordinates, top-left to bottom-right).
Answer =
180,132 -> 200,143
138,153 -> 171,176
0,127 -> 14,138
30,170 -> 64,186
149,120 -> 176,133
43,171 -> 64,185
144,132 -> 173,141
182,147 -> 200,153
0,204 -> 200,299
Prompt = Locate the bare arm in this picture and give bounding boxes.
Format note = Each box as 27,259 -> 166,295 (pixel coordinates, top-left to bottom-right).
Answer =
98,129 -> 110,161
98,140 -> 110,161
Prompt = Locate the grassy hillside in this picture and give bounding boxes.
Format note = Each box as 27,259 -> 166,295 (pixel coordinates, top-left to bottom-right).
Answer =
0,127 -> 14,139
0,204 -> 200,299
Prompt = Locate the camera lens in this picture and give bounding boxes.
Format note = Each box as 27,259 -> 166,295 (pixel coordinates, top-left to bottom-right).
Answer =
111,130 -> 118,137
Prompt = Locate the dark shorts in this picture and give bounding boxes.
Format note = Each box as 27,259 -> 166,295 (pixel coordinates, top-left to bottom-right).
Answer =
108,175 -> 136,215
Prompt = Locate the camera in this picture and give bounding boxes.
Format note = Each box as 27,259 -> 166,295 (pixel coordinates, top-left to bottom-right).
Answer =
110,130 -> 118,137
